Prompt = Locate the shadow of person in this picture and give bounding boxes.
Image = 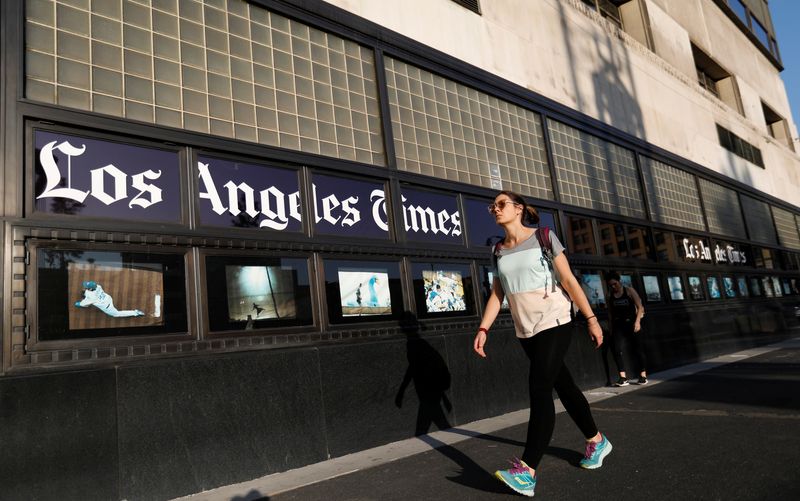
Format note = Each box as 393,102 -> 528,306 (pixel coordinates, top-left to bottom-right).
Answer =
395,312 -> 453,435
230,488 -> 268,500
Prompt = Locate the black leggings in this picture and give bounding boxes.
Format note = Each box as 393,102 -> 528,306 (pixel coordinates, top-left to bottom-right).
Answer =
519,322 -> 598,468
609,322 -> 647,375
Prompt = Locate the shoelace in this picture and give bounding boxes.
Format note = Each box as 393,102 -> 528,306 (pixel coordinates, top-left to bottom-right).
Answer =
584,441 -> 598,459
508,457 -> 528,475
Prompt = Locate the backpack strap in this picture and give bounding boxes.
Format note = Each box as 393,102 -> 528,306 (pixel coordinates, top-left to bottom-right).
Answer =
535,226 -> 558,296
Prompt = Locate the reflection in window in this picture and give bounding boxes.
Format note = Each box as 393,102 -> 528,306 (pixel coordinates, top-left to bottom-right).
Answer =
626,225 -> 653,260
598,221 -> 626,258
205,255 -> 312,332
567,216 -> 596,255
37,247 -> 187,340
654,230 -> 677,262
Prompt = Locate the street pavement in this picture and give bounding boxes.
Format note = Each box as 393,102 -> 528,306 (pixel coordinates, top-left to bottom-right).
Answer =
184,337 -> 800,501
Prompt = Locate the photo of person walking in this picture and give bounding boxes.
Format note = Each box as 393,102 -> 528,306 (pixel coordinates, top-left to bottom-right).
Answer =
473,190 -> 611,497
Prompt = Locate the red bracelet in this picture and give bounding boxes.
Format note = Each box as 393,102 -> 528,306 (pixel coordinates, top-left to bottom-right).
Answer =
478,327 -> 489,334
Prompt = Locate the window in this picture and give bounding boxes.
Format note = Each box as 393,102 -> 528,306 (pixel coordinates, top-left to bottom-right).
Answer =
580,0 -> 627,29
626,225 -> 653,260
598,221 -> 627,257
450,0 -> 481,14
411,262 -> 475,318
567,216 -> 597,255
729,0 -> 748,24
653,230 -> 678,262
761,101 -> 794,151
717,125 -> 764,168
324,259 -> 404,324
691,44 -> 743,114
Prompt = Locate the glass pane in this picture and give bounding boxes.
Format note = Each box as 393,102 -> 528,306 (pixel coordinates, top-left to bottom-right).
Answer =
324,259 -> 403,324
598,221 -> 627,257
411,262 -> 474,318
575,269 -> 606,308
688,275 -> 705,300
642,274 -> 662,303
567,216 -> 596,255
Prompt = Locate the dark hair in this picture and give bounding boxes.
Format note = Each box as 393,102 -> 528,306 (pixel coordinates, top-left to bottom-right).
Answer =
606,271 -> 621,283
496,190 -> 539,225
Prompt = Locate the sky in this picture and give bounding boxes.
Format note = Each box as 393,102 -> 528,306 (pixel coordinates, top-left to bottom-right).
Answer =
770,0 -> 800,136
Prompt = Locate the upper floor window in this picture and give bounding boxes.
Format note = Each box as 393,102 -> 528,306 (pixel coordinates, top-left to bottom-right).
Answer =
691,44 -> 743,115
717,124 -> 765,168
451,0 -> 481,15
761,101 -> 794,151
581,0 -> 626,29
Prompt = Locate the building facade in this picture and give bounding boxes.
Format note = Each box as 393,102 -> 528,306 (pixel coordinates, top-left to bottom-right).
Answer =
2,0 -> 799,499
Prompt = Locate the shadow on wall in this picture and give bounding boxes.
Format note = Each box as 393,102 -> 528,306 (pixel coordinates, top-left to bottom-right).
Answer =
395,312 -> 453,436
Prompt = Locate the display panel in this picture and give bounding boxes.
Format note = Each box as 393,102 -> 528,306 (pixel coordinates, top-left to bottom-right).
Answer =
722,276 -> 737,298
642,274 -> 662,302
36,247 -> 187,340
749,277 -> 762,297
772,277 -> 783,297
205,255 -> 312,332
782,278 -> 793,296
736,277 -> 749,297
762,277 -> 775,297
667,275 -> 685,301
576,270 -> 605,307
620,274 -> 634,289
324,259 -> 403,323
485,270 -> 510,310
688,275 -> 705,300
411,262 -> 475,318
707,276 -> 722,299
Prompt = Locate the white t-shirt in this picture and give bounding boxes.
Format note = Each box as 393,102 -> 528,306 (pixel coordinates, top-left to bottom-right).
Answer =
494,231 -> 572,338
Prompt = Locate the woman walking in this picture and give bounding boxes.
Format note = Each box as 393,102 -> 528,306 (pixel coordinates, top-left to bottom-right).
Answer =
606,272 -> 647,386
473,191 -> 611,497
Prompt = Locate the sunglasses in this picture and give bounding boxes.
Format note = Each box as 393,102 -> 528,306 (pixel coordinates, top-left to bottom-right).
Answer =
487,200 -> 520,213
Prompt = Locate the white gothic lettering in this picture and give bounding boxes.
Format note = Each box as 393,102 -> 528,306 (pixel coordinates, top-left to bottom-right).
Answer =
36,140 -> 164,208
683,238 -> 712,262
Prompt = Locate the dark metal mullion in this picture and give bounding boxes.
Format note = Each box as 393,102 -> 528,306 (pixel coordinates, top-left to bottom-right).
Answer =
373,46 -> 398,171
539,114 -> 562,205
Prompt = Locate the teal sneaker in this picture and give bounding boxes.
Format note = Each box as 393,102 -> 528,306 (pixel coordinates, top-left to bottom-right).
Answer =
580,433 -> 612,469
495,458 -> 536,497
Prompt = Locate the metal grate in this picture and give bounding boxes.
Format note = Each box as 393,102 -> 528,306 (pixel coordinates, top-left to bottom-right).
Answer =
740,195 -> 777,245
772,206 -> 800,250
451,0 -> 481,15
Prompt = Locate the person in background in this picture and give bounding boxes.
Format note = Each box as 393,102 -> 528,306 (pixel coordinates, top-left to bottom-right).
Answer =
473,190 -> 612,498
606,272 -> 647,386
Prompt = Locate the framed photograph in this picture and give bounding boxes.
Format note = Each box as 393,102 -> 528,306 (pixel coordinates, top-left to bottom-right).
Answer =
324,259 -> 403,324
749,277 -> 762,297
576,271 -> 605,308
412,262 -> 474,318
722,276 -> 736,298
481,266 -> 509,310
34,245 -> 188,341
667,275 -> 685,301
642,274 -> 662,302
707,276 -> 721,299
791,279 -> 799,295
782,278 -> 793,296
762,277 -> 774,297
736,277 -> 749,298
688,275 -> 705,300
620,274 -> 634,289
205,255 -> 313,332
772,277 -> 783,297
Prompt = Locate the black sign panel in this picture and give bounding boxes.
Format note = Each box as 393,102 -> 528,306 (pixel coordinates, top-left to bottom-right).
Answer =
34,130 -> 182,222
197,155 -> 302,231
312,174 -> 389,239
401,187 -> 463,244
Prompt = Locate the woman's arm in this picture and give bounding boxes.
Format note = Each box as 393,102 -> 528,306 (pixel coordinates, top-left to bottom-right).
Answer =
627,286 -> 645,332
552,254 -> 603,348
473,277 -> 505,358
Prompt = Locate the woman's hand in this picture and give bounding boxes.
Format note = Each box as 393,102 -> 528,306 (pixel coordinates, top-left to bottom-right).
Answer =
588,319 -> 603,348
633,320 -> 641,333
473,330 -> 488,358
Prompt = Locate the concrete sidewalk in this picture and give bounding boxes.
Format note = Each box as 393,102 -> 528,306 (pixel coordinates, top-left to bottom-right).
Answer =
178,337 -> 800,501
